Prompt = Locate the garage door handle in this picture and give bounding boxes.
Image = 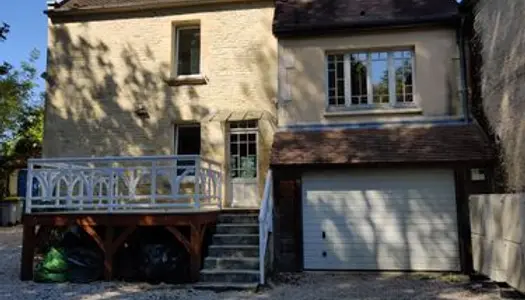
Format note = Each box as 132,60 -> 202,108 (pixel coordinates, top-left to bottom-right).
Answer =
322,232 -> 326,239
322,251 -> 327,257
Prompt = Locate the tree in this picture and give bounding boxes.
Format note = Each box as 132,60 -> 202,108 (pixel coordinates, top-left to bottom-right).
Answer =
0,22 -> 43,160
0,23 -> 11,76
0,22 -> 8,41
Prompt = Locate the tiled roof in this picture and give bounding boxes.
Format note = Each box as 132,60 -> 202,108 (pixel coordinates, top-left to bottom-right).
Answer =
54,0 -> 183,10
51,0 -> 264,12
273,0 -> 460,36
271,124 -> 494,166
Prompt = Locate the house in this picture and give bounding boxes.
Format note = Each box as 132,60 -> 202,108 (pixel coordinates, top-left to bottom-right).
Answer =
269,0 -> 494,273
23,0 -> 494,288
21,0 -> 277,288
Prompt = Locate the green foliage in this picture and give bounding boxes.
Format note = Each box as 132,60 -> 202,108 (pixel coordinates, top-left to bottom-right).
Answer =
0,23 -> 8,42
0,22 -> 43,162
3,105 -> 44,158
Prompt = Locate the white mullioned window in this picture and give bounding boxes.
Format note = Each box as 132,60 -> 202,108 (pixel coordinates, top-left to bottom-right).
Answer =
327,49 -> 415,109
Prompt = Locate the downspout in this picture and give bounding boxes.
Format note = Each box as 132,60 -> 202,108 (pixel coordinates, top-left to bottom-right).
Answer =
457,15 -> 471,123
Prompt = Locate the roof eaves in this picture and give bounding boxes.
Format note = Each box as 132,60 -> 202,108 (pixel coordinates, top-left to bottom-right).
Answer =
273,14 -> 460,37
46,0 -> 269,17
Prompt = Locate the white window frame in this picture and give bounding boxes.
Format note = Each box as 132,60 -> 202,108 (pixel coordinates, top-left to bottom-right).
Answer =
175,26 -> 201,77
228,121 -> 259,182
326,49 -> 416,110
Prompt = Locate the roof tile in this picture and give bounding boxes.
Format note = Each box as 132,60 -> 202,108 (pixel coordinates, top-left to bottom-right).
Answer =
273,0 -> 459,36
271,124 -> 494,165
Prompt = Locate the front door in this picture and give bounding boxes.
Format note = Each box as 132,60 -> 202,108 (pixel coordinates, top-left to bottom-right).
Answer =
228,120 -> 258,207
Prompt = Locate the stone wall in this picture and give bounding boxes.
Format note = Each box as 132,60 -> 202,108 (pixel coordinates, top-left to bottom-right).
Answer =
470,194 -> 525,292
474,0 -> 525,191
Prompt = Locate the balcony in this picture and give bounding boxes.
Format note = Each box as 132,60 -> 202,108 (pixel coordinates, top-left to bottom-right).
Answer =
25,155 -> 223,214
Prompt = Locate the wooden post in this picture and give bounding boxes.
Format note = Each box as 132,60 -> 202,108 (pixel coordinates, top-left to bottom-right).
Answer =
104,226 -> 114,281
189,223 -> 206,282
20,223 -> 36,281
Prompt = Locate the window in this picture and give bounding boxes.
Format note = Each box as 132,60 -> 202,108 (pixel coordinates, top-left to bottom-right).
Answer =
229,121 -> 258,179
327,50 -> 414,109
175,125 -> 201,175
176,27 -> 201,76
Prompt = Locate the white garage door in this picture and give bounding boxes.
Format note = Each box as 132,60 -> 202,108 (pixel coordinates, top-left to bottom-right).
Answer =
302,169 -> 460,271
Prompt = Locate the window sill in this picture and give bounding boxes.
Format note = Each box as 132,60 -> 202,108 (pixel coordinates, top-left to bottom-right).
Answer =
166,74 -> 208,86
324,107 -> 422,117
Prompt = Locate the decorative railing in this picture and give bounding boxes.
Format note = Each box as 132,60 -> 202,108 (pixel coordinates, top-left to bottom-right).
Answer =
25,155 -> 222,213
259,170 -> 273,284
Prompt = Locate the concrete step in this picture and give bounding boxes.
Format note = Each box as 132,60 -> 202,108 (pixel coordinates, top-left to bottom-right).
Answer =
193,282 -> 259,291
212,234 -> 259,245
200,269 -> 260,283
218,214 -> 259,224
216,223 -> 258,235
208,245 -> 259,258
204,257 -> 259,270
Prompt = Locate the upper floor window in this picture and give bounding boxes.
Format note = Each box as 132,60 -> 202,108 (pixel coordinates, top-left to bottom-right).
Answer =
176,26 -> 201,76
327,50 -> 414,109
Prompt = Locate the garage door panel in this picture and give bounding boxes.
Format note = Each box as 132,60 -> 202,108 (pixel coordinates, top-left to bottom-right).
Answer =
302,169 -> 460,271
303,229 -> 460,243
303,241 -> 460,256
304,199 -> 457,212
303,257 -> 459,271
303,216 -> 459,228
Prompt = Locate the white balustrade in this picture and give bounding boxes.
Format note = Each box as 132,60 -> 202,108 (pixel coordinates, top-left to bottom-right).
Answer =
259,170 -> 273,284
25,155 -> 222,213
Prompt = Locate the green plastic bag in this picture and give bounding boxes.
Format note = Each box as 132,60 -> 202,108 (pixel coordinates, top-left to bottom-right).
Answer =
34,263 -> 68,283
41,247 -> 68,273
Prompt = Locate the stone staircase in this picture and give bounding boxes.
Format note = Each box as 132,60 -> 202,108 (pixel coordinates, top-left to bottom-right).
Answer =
195,210 -> 260,290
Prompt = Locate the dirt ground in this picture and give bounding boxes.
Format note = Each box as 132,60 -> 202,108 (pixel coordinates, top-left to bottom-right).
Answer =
0,226 -> 522,300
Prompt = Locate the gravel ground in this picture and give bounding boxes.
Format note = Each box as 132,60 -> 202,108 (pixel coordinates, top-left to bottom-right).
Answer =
0,226 -> 521,300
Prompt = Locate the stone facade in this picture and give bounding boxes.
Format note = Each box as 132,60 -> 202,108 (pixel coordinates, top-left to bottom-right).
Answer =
44,1 -> 277,204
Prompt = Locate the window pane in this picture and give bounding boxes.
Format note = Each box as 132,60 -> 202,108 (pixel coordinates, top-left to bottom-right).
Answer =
350,53 -> 368,105
371,52 -> 389,104
327,54 -> 345,106
177,28 -> 200,75
240,156 -> 257,178
393,50 -> 413,103
175,125 -> 200,176
230,131 -> 257,178
248,141 -> 256,156
176,126 -> 200,155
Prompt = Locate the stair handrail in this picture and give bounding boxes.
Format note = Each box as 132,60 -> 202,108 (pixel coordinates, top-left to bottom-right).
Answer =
259,170 -> 273,284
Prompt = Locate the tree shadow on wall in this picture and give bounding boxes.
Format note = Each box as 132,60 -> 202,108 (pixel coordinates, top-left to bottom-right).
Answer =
45,3 -> 276,158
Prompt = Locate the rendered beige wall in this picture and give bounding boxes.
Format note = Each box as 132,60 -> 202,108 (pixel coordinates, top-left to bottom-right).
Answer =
44,1 -> 277,202
470,194 -> 525,293
278,27 -> 461,125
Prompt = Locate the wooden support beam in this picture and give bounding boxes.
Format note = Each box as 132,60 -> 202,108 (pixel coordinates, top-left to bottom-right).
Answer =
166,226 -> 191,253
79,223 -> 105,253
104,226 -> 114,281
20,212 -> 219,283
167,224 -> 207,282
109,226 -> 136,256
189,223 -> 207,282
20,223 -> 36,281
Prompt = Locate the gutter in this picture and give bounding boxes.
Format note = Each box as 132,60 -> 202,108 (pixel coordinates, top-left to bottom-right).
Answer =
46,0 -> 270,17
457,14 -> 471,123
278,116 -> 469,132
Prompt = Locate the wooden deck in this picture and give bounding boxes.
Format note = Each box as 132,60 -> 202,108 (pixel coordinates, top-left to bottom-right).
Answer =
21,210 -> 220,282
